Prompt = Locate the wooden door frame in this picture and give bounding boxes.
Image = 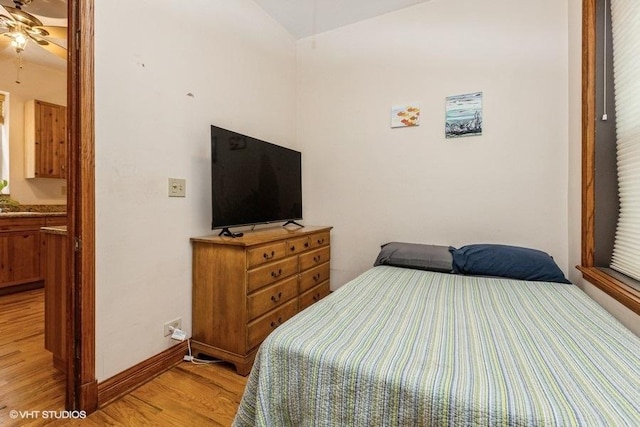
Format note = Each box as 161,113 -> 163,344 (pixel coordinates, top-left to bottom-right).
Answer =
66,0 -> 97,412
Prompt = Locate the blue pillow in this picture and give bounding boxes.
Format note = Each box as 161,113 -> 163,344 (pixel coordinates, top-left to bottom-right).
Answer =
451,244 -> 571,284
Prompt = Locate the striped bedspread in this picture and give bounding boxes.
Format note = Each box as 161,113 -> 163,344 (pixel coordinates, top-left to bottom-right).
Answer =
233,266 -> 640,426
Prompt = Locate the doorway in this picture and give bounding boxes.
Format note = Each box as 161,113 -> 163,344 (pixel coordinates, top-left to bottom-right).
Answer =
0,0 -> 73,415
2,0 -> 100,413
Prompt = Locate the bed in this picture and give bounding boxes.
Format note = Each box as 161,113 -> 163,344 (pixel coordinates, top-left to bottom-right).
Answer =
233,244 -> 640,426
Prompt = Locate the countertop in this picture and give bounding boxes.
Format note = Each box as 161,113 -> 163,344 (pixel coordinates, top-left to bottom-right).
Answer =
0,211 -> 66,218
41,225 -> 68,236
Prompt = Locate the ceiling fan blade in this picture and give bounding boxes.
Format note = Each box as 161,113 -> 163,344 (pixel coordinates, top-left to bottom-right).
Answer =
17,0 -> 67,19
33,37 -> 67,60
0,10 -> 16,31
0,33 -> 11,52
34,25 -> 66,39
2,5 -> 42,27
0,3 -> 13,21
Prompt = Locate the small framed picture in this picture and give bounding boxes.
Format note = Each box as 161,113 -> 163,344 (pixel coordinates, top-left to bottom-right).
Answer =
391,104 -> 420,128
445,92 -> 483,138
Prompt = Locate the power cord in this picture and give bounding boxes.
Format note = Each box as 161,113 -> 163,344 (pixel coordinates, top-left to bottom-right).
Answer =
169,326 -> 224,365
185,339 -> 224,365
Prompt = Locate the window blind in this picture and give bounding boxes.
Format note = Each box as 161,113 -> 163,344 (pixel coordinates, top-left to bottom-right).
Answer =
610,0 -> 640,281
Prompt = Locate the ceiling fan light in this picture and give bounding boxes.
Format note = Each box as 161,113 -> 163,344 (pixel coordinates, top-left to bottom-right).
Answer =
10,32 -> 27,51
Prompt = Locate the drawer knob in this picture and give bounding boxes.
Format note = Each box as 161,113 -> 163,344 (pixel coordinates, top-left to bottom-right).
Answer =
270,317 -> 283,328
317,238 -> 324,245
263,251 -> 275,260
304,242 -> 309,248
313,293 -> 321,302
313,255 -> 321,263
271,269 -> 283,278
313,273 -> 321,282
290,245 -> 296,252
271,292 -> 282,302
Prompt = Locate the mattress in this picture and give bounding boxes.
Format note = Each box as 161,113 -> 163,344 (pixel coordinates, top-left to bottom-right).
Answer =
233,266 -> 640,426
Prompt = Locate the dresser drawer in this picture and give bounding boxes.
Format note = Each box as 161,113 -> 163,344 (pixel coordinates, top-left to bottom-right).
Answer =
309,231 -> 330,249
299,262 -> 330,293
247,241 -> 288,268
286,236 -> 310,255
247,256 -> 298,293
299,281 -> 330,311
247,276 -> 298,321
299,246 -> 330,271
247,299 -> 298,350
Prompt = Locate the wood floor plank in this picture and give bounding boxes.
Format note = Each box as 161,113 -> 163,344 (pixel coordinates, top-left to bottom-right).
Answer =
0,289 -> 65,427
129,369 -> 239,425
79,361 -> 248,426
0,289 -> 250,426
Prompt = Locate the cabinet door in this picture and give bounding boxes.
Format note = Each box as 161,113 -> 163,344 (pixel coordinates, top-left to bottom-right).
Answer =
0,230 -> 42,288
25,100 -> 67,179
35,101 -> 67,178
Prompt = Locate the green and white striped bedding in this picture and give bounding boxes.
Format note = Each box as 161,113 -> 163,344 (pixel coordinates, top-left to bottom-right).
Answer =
234,266 -> 640,426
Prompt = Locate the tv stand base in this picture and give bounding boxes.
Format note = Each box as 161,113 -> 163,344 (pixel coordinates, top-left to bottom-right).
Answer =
283,220 -> 304,228
218,228 -> 244,238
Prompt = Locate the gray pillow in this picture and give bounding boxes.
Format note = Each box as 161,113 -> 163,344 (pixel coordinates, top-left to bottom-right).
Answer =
374,242 -> 453,273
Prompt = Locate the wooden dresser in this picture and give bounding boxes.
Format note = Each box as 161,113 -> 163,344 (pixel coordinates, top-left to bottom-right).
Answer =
191,225 -> 332,375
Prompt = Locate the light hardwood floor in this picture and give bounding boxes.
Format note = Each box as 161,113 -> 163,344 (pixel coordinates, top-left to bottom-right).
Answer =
0,289 -> 248,426
0,289 -> 65,425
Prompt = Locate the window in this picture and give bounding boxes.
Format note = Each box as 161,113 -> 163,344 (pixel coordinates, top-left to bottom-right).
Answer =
580,0 -> 640,314
0,93 -> 5,125
0,92 -> 8,190
608,0 -> 640,282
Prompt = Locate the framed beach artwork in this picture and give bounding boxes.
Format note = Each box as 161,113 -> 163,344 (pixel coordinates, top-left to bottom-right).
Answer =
445,92 -> 483,138
391,104 -> 420,128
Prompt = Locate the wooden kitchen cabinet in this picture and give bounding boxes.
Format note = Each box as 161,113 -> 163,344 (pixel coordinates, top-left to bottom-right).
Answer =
25,99 -> 67,179
0,214 -> 66,293
0,222 -> 41,287
42,225 -> 68,371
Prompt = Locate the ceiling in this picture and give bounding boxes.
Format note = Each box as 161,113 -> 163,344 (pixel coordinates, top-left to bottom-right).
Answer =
1,0 -> 66,18
0,0 -> 428,73
0,0 -> 67,72
254,0 -> 429,39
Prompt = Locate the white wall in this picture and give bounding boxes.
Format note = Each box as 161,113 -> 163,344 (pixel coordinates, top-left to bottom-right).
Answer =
0,58 -> 67,205
94,0 -> 296,380
298,0 -> 570,287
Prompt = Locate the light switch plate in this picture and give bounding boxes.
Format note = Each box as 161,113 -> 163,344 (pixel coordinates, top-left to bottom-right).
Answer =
168,178 -> 186,197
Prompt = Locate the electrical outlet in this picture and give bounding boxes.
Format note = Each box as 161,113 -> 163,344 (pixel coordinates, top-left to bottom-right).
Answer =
163,318 -> 182,337
168,178 -> 186,197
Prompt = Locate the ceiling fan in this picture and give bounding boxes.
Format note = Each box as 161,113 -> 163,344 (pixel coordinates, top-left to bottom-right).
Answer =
0,0 -> 67,60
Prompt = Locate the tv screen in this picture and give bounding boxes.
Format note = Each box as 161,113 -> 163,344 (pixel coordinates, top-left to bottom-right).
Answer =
211,125 -> 302,230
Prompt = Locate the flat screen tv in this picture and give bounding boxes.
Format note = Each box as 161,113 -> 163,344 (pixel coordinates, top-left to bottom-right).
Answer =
211,125 -> 302,236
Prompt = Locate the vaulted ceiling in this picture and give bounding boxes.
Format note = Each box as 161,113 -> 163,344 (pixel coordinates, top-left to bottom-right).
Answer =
253,0 -> 429,39
0,0 -> 429,73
